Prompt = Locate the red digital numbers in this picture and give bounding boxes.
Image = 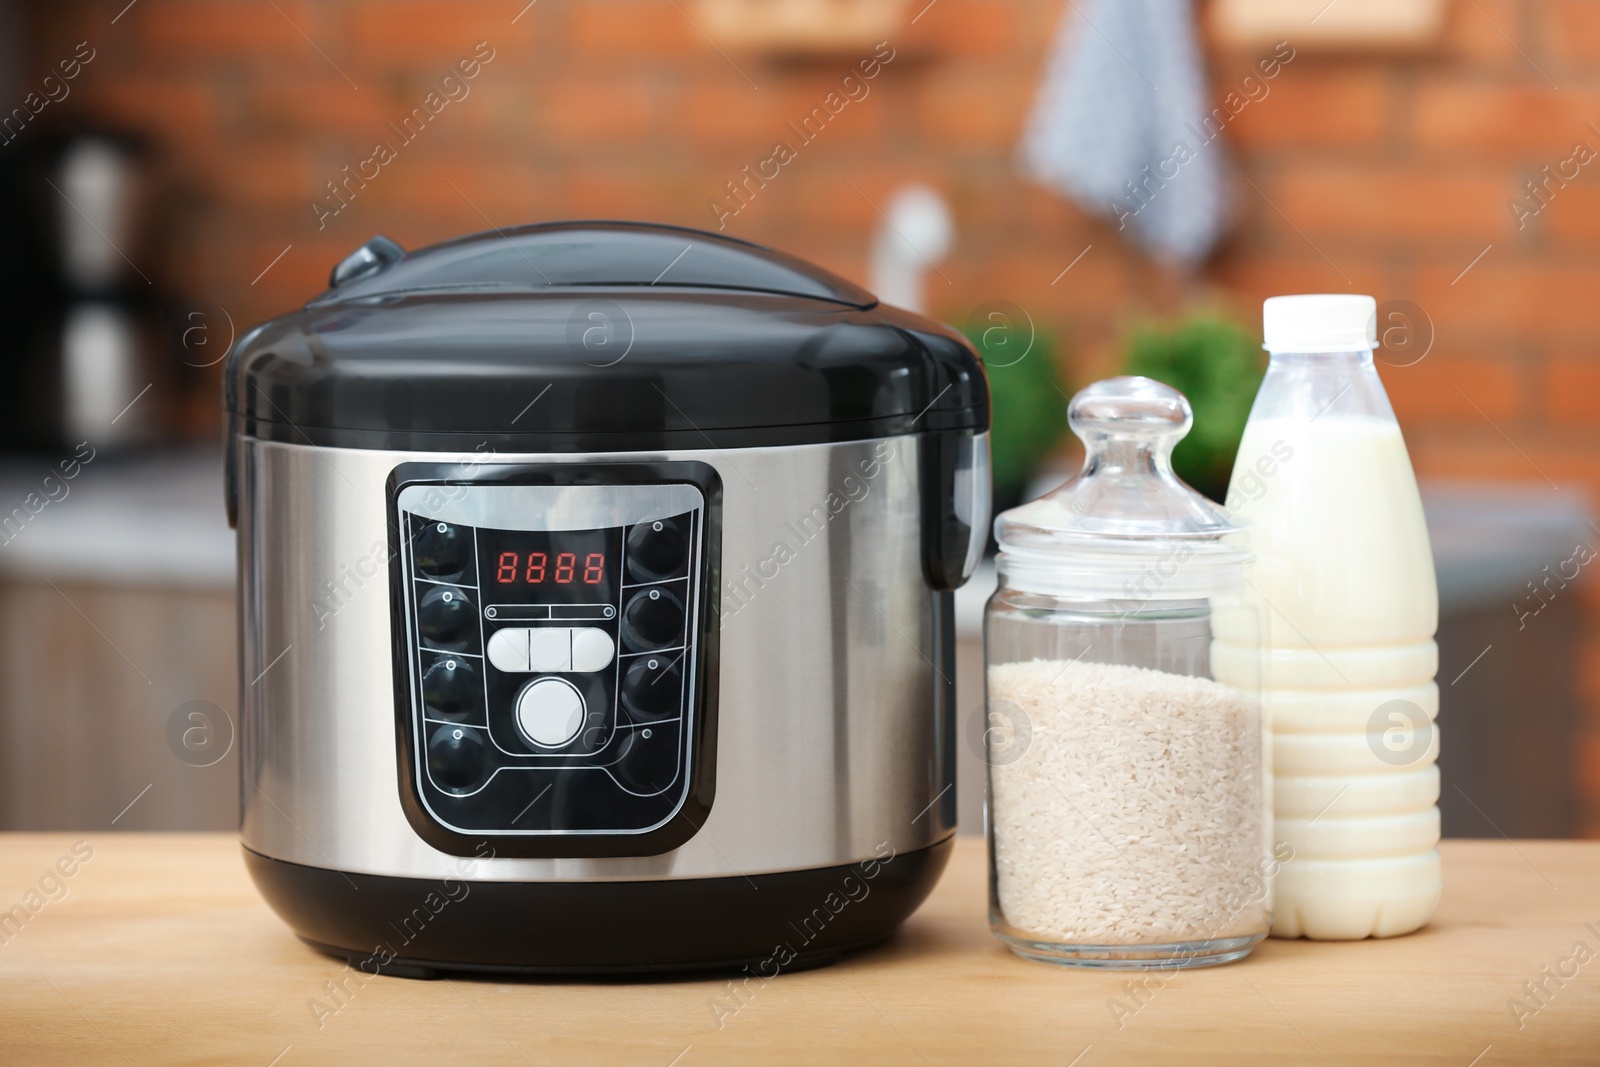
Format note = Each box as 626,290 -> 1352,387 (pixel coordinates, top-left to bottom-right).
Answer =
495,549 -> 604,585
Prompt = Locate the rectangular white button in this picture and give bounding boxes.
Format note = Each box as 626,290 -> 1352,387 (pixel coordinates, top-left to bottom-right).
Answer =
570,627 -> 616,672
486,628 -> 530,673
528,627 -> 572,672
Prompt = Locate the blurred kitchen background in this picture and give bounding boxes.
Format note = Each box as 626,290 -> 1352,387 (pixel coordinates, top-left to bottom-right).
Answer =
0,0 -> 1597,839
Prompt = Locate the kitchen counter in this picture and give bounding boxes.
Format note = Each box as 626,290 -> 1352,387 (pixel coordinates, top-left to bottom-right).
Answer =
2,836 -> 1597,1064
0,448 -> 232,588
0,449 -> 238,832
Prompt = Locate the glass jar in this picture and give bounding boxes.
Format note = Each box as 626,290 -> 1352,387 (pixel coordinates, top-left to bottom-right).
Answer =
984,377 -> 1269,969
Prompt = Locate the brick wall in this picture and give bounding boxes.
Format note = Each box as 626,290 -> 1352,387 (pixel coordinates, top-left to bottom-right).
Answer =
16,0 -> 1600,831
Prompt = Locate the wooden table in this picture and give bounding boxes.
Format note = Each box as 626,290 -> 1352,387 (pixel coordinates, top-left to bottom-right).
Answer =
2,835 -> 1597,1065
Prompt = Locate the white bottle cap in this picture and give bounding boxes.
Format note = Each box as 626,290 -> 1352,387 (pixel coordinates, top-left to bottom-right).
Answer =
1262,294 -> 1378,353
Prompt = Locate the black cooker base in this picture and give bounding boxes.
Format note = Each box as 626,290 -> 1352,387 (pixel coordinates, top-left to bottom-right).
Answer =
243,837 -> 952,979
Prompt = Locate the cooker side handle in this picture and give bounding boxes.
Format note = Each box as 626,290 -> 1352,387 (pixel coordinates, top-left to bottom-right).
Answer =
921,429 -> 991,592
224,415 -> 238,529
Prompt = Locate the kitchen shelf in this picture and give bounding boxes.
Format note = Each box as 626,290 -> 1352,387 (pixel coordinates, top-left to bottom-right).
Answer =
1210,0 -> 1448,51
691,0 -> 909,54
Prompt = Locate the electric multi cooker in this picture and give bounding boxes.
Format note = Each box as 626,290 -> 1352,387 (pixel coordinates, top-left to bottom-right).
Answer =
225,221 -> 990,976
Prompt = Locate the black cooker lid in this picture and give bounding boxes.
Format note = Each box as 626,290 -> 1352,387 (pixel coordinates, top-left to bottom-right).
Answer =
226,221 -> 988,451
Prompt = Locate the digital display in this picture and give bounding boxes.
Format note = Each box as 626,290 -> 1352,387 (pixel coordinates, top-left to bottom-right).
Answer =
476,526 -> 619,605
495,550 -> 605,585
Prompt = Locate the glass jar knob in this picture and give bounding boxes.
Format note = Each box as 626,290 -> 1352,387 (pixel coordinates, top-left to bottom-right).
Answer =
1068,377 -> 1193,494
1069,375 -> 1191,438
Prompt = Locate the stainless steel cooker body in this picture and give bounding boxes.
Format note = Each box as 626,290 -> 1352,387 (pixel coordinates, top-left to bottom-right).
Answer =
236,432 -> 964,885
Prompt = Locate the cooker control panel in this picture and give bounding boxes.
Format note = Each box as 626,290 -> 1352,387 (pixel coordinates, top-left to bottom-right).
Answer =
388,463 -> 719,858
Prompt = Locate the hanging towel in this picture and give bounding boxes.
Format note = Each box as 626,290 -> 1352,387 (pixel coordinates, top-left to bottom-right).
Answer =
1019,0 -> 1231,266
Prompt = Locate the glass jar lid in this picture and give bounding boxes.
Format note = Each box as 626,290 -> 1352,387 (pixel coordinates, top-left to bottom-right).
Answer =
994,376 -> 1250,598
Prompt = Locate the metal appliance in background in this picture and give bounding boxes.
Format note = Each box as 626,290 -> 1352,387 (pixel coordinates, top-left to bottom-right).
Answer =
225,222 -> 991,976
2,132 -> 170,450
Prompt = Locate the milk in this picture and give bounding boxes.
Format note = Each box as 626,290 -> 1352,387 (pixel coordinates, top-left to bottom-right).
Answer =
1222,412 -> 1441,939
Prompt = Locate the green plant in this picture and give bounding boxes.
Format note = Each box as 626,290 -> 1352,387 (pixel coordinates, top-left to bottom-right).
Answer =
1119,310 -> 1264,503
961,315 -> 1068,504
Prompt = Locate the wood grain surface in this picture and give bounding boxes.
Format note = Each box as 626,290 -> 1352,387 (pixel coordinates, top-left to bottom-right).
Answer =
1,835 -> 1597,1065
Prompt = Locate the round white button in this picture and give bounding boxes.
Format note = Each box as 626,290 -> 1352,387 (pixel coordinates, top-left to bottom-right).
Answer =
515,677 -> 585,748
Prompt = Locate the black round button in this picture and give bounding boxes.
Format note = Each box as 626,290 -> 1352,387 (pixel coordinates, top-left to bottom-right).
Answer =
426,724 -> 489,794
417,585 -> 475,651
611,726 -> 677,794
620,656 -> 682,721
620,587 -> 683,652
422,657 -> 480,720
626,518 -> 687,583
415,521 -> 470,580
